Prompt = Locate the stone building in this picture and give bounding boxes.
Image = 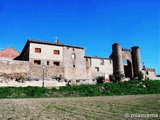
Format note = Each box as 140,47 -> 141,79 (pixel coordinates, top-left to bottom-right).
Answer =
14,39 -> 113,81
109,43 -> 157,79
0,39 -> 158,83
84,56 -> 113,81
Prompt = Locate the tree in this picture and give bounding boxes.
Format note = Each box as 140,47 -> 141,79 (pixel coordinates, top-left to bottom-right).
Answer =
138,71 -> 144,80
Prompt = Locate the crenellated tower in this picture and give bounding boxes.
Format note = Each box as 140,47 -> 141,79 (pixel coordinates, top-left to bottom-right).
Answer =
110,43 -> 142,78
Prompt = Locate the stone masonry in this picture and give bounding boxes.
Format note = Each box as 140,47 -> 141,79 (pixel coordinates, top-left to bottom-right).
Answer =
0,39 -> 158,87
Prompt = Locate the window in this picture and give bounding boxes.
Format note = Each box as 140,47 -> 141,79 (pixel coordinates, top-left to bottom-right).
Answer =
71,53 -> 76,59
146,71 -> 149,75
73,48 -> 75,51
35,48 -> 41,53
34,60 -> 41,65
95,67 -> 99,71
54,50 -> 60,55
53,62 -> 60,66
47,61 -> 49,65
73,65 -> 75,67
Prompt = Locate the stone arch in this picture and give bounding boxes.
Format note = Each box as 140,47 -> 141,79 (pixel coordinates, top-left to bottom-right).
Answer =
123,59 -> 132,78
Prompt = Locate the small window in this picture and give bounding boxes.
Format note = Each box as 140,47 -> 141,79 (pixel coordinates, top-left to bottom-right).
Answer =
34,60 -> 41,65
53,62 -> 60,66
73,48 -> 75,51
72,53 -> 76,59
86,58 -> 88,61
95,67 -> 99,71
47,61 -> 49,65
146,71 -> 149,75
35,48 -> 41,53
54,50 -> 60,55
73,65 -> 75,67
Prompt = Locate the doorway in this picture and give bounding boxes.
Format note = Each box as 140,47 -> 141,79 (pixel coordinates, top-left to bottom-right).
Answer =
123,60 -> 132,78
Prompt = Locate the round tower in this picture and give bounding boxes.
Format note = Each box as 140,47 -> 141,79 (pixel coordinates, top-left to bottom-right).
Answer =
112,43 -> 124,74
131,46 -> 142,77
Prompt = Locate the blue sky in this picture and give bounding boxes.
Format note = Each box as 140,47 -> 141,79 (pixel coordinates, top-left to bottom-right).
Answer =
0,0 -> 159,75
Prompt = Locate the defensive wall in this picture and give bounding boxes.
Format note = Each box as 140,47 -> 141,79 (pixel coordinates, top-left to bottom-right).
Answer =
0,59 -> 29,74
0,40 -> 159,87
0,59 -> 67,87
0,59 -> 64,80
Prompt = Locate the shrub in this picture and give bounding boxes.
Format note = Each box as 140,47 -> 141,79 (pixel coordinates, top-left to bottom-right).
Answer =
109,75 -> 116,82
96,76 -> 105,84
110,72 -> 124,82
138,71 -> 144,80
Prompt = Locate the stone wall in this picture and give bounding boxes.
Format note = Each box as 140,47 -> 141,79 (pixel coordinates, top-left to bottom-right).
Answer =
89,57 -> 113,78
142,68 -> 157,80
63,47 -> 86,80
0,59 -> 29,74
29,64 -> 64,80
0,59 -> 64,79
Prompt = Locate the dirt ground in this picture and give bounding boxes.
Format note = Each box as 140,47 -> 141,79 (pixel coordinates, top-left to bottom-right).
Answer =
0,94 -> 159,120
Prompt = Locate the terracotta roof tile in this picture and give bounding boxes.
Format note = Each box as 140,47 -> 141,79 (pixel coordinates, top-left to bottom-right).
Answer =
0,47 -> 20,59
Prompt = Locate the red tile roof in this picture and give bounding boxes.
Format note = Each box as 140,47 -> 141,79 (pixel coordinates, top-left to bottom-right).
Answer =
0,47 -> 20,59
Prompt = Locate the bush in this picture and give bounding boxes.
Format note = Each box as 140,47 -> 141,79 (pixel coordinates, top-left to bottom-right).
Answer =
109,75 -> 118,82
110,72 -> 124,82
138,71 -> 144,80
114,72 -> 124,82
96,76 -> 105,84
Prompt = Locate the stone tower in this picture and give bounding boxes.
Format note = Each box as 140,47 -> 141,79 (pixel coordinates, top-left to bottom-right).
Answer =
131,46 -> 142,77
110,43 -> 142,78
111,43 -> 124,75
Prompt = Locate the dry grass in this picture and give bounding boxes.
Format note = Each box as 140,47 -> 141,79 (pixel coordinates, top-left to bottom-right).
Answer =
0,94 -> 159,120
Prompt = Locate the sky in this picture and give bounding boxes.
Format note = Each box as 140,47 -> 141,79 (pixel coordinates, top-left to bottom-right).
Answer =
0,0 -> 159,75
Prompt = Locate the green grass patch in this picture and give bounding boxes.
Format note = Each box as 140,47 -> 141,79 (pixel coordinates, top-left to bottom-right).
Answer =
0,80 -> 160,98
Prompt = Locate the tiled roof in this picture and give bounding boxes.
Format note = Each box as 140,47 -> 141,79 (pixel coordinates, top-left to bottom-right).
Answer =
0,47 -> 20,59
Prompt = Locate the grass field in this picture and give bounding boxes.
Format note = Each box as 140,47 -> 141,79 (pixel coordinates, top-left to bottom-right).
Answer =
0,94 -> 159,120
